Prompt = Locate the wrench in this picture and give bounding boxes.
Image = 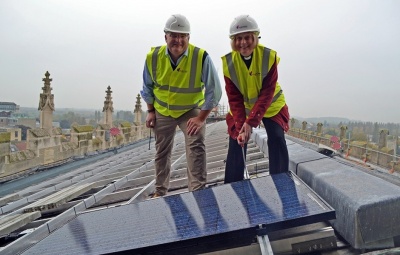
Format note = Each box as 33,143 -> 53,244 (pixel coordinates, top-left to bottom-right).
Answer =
240,141 -> 250,179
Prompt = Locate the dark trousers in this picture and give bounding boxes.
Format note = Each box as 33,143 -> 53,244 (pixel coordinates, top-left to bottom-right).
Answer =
224,118 -> 289,184
262,118 -> 289,174
224,137 -> 247,183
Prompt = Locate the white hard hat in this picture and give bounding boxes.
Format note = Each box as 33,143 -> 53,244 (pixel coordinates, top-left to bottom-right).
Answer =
164,14 -> 191,34
229,14 -> 260,38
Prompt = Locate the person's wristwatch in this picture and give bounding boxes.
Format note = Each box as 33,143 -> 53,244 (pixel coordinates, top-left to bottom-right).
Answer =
147,109 -> 155,113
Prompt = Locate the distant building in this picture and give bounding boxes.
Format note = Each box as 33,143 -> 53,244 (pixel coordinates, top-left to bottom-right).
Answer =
207,106 -> 220,118
0,127 -> 22,142
0,115 -> 17,127
15,117 -> 37,129
0,111 -> 12,118
0,111 -> 36,129
0,102 -> 19,112
0,117 -> 7,126
0,103 -> 33,128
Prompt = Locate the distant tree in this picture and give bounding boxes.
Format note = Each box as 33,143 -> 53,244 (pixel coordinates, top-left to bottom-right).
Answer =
351,127 -> 368,141
365,121 -> 374,134
60,119 -> 71,129
324,128 -> 338,136
116,110 -> 134,122
97,110 -> 102,122
55,111 -> 86,126
88,119 -> 97,127
78,116 -> 86,124
372,122 -> 379,143
94,111 -> 99,122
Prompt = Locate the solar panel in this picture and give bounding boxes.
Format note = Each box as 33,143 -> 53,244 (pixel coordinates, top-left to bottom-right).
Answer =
21,172 -> 335,255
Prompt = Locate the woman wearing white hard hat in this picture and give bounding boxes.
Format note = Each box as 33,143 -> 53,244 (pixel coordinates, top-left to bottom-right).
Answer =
222,15 -> 290,183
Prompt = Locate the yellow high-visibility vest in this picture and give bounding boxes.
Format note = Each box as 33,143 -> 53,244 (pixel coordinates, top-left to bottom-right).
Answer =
222,44 -> 285,117
146,44 -> 205,118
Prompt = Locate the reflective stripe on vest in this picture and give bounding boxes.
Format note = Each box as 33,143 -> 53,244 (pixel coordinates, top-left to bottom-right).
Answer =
146,44 -> 205,117
222,44 -> 285,118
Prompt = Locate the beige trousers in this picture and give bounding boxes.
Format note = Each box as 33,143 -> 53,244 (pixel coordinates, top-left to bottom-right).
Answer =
153,108 -> 207,195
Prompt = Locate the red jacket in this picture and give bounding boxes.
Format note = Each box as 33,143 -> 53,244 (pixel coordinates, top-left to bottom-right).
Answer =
225,58 -> 290,139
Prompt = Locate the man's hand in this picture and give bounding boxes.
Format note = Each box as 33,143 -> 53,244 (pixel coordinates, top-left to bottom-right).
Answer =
145,112 -> 156,128
187,116 -> 205,136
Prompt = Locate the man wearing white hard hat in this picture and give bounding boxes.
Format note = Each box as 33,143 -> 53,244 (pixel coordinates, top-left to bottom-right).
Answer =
141,14 -> 222,197
222,15 -> 290,183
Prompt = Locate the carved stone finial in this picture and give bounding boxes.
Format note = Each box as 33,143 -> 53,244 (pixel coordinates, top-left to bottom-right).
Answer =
340,125 -> 348,140
134,94 -> 142,113
103,86 -> 114,112
302,121 -> 307,130
38,71 -> 55,111
317,123 -> 323,134
133,94 -> 143,124
38,71 -> 55,129
379,129 -> 389,149
102,86 -> 114,126
290,118 -> 296,128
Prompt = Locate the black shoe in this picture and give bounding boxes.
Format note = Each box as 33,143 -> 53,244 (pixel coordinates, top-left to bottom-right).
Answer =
150,192 -> 164,199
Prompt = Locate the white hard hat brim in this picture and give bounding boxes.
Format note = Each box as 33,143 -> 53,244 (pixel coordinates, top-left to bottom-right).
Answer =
164,29 -> 190,34
229,30 -> 260,38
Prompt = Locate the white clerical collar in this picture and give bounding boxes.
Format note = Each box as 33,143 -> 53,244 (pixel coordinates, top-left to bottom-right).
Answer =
243,55 -> 252,60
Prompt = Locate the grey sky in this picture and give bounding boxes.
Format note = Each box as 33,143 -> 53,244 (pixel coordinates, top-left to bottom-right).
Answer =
1,0 -> 399,123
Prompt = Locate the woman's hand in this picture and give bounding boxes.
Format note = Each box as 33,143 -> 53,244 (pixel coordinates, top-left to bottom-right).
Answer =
238,122 -> 252,146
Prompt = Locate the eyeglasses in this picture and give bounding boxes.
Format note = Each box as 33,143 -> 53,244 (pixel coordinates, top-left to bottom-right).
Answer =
167,33 -> 189,40
233,35 -> 253,42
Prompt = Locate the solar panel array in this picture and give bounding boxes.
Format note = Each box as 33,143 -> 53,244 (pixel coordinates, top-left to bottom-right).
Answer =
22,172 -> 334,255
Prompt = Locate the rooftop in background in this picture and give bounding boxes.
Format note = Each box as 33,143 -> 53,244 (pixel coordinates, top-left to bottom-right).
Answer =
0,102 -> 19,113
1,121 -> 400,254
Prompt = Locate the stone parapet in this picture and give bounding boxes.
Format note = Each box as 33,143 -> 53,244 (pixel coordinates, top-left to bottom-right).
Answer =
0,156 -> 41,181
1,122 -> 151,183
287,128 -> 399,172
0,143 -> 9,158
